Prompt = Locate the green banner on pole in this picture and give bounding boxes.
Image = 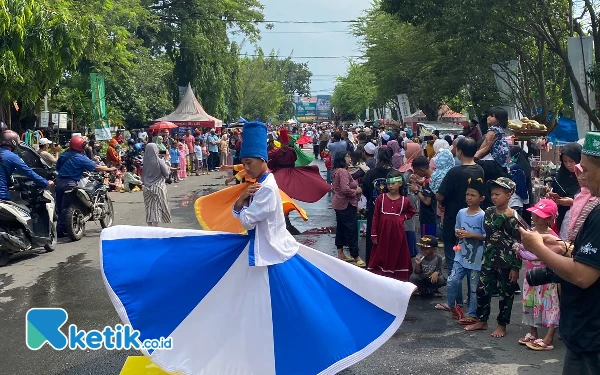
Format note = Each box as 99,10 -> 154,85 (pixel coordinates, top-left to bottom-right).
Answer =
90,73 -> 110,140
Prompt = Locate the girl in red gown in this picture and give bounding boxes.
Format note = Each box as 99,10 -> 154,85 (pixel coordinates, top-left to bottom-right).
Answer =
368,170 -> 416,281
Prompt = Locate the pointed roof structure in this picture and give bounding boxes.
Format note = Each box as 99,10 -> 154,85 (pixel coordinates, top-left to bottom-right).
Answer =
156,83 -> 223,128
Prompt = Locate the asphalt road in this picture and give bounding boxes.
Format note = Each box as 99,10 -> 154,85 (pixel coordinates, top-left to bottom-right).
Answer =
0,161 -> 565,375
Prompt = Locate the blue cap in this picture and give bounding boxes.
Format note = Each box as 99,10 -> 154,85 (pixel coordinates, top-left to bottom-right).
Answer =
239,121 -> 268,161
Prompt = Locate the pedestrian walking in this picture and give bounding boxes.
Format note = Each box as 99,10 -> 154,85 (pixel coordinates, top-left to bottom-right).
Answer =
142,143 -> 171,226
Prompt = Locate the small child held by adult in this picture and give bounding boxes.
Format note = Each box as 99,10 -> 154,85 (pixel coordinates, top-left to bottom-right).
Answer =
447,177 -> 486,324
410,235 -> 446,296
517,199 -> 561,351
465,177 -> 521,338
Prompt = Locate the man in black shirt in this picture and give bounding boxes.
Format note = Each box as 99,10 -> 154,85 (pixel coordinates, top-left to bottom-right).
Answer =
437,138 -> 484,309
521,132 -> 600,375
410,156 -> 437,237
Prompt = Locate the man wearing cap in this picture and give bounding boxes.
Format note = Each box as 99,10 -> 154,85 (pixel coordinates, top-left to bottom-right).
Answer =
38,138 -> 58,166
522,132 -> 600,374
363,142 -> 377,169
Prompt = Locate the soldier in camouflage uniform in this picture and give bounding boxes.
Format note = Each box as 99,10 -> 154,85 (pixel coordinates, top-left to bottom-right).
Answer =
465,177 -> 522,338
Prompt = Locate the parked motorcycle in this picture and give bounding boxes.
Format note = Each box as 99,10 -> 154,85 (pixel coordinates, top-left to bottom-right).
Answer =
0,177 -> 57,266
63,172 -> 114,241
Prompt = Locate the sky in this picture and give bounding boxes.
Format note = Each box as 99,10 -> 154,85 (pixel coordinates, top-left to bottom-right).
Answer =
232,0 -> 371,97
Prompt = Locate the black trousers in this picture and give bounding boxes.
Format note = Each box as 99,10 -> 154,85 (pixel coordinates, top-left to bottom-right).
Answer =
335,204 -> 359,258
56,178 -> 78,234
563,348 -> 600,375
313,144 -> 320,158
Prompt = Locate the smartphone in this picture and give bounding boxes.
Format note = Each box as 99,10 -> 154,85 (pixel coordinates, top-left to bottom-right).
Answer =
514,211 -> 531,231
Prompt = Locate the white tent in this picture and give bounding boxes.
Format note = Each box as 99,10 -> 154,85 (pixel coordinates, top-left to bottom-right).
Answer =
156,83 -> 223,128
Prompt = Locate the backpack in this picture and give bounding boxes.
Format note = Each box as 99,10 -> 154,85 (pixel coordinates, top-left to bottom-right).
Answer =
371,178 -> 388,205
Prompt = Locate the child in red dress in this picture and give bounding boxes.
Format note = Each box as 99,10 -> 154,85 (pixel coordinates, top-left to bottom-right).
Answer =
368,170 -> 416,281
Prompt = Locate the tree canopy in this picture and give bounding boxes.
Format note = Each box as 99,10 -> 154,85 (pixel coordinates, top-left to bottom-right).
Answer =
0,0 -> 314,131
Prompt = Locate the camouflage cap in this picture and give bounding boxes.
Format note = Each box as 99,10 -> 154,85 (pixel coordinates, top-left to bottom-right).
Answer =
487,177 -> 516,194
582,132 -> 600,158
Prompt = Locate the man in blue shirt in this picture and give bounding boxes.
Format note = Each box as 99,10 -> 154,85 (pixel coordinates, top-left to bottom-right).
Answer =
0,130 -> 51,200
207,130 -> 220,171
55,136 -> 116,235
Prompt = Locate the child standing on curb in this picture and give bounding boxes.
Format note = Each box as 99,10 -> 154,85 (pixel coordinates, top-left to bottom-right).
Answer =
465,177 -> 521,338
447,177 -> 486,324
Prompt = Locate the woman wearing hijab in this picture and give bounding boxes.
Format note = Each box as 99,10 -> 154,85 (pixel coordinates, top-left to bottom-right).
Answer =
388,140 -> 403,169
142,143 -> 172,226
399,142 -> 425,257
399,142 -> 423,174
220,134 -> 230,167
156,136 -> 167,152
549,142 -> 582,232
430,139 -> 451,170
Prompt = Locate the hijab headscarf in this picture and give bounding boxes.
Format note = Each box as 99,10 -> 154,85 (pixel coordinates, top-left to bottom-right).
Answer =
142,143 -> 170,186
553,142 -> 582,198
553,142 -> 582,229
156,136 -> 167,152
429,149 -> 455,193
433,139 -> 450,154
388,140 -> 403,169
399,142 -> 423,173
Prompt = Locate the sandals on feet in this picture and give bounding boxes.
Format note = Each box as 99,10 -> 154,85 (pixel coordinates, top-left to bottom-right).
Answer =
458,317 -> 478,325
434,303 -> 451,311
354,259 -> 366,267
526,339 -> 554,351
519,333 -> 537,345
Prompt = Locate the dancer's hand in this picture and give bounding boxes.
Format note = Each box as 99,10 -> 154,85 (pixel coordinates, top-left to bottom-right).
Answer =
241,183 -> 261,200
509,270 -> 519,283
371,235 -> 378,245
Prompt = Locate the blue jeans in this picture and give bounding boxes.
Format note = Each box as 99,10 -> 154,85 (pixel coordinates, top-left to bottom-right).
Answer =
326,169 -> 332,184
444,241 -> 463,307
447,261 -> 480,317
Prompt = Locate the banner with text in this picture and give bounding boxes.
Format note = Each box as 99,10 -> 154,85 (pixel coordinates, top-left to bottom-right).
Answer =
90,73 -> 110,140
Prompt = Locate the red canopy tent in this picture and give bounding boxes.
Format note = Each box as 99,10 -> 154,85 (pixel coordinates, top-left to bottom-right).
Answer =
155,83 -> 223,129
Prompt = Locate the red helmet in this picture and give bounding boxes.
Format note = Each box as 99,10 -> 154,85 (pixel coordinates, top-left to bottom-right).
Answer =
69,136 -> 87,152
0,130 -> 20,149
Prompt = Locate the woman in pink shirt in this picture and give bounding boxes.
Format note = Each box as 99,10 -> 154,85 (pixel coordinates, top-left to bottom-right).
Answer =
332,151 -> 366,267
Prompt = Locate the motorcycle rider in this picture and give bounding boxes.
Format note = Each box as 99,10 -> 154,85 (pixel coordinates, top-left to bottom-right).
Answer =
55,136 -> 116,235
0,130 -> 53,200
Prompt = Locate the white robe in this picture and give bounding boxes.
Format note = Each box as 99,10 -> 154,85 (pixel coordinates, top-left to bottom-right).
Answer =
232,173 -> 298,266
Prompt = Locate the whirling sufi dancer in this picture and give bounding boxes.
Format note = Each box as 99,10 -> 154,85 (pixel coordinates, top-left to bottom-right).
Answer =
100,121 -> 415,375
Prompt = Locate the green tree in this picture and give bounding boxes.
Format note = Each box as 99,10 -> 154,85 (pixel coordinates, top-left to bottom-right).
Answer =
331,62 -> 377,120
0,0 -> 89,128
154,0 -> 265,119
239,50 -> 286,122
